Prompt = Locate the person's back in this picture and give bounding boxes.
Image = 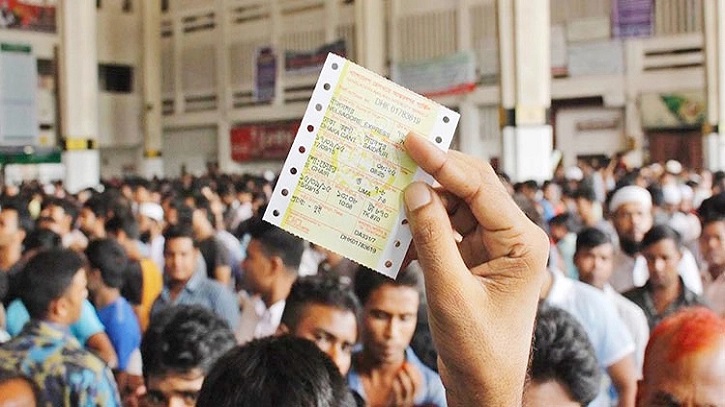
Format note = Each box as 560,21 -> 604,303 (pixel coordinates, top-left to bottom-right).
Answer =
0,249 -> 120,406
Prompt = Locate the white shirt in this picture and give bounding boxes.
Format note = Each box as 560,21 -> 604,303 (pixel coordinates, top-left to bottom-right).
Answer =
702,269 -> 725,317
603,284 -> 650,377
235,293 -> 286,344
610,248 -> 703,295
149,235 -> 165,274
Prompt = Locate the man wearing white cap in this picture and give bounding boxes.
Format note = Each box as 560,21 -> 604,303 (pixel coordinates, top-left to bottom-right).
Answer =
609,186 -> 702,294
137,202 -> 165,274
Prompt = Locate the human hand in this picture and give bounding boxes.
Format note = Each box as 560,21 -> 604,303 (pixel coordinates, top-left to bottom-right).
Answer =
389,362 -> 423,406
402,132 -> 549,406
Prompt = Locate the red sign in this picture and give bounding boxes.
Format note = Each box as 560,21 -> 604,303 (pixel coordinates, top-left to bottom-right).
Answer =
0,0 -> 56,33
230,121 -> 299,162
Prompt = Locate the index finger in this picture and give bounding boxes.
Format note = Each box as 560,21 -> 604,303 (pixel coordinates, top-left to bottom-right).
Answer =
404,132 -> 524,233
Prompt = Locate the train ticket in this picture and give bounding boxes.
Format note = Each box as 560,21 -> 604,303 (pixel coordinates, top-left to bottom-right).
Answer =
264,53 -> 459,278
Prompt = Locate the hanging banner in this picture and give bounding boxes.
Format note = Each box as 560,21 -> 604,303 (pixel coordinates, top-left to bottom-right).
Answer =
612,0 -> 653,38
230,121 -> 299,162
284,39 -> 346,75
640,91 -> 706,129
391,51 -> 477,98
253,46 -> 277,103
0,43 -> 38,147
0,0 -> 56,33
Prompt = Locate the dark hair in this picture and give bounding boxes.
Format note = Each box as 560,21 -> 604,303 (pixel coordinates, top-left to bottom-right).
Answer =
281,276 -> 360,332
353,266 -> 420,306
248,215 -> 304,271
85,239 -> 128,289
0,199 -> 34,233
82,195 -> 108,218
196,336 -> 357,407
548,212 -> 577,232
192,194 -> 216,226
22,228 -> 62,254
530,303 -> 601,405
163,223 -> 198,249
640,224 -> 682,251
167,199 -> 194,227
699,193 -> 725,224
573,186 -> 597,203
105,214 -> 140,240
141,305 -> 236,379
20,249 -> 85,319
647,184 -> 665,207
575,227 -> 612,254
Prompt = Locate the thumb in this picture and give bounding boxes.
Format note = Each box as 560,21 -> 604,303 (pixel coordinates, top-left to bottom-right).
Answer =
403,182 -> 468,285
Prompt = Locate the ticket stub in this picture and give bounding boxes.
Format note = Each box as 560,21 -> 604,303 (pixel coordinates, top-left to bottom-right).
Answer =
264,53 -> 459,278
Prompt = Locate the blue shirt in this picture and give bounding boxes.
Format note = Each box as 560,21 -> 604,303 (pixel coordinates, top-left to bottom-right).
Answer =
96,297 -> 141,371
151,268 -> 239,329
0,320 -> 121,406
6,299 -> 104,344
347,347 -> 447,407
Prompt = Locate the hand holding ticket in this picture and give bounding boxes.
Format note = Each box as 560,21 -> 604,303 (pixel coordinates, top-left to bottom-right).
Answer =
263,53 -> 458,277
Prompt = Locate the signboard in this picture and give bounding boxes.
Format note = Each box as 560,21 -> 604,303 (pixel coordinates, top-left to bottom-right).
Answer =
391,51 -> 477,97
230,121 -> 299,162
640,91 -> 706,129
0,0 -> 56,33
612,0 -> 653,38
284,39 -> 346,75
0,42 -> 38,147
253,47 -> 277,103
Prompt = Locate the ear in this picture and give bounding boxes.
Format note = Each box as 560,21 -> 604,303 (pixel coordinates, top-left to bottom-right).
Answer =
49,296 -> 69,320
270,255 -> 286,275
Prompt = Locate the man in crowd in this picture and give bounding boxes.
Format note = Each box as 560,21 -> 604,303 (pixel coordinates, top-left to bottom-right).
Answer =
0,200 -> 32,305
278,275 -> 359,375
574,227 -> 650,372
236,218 -> 304,343
608,185 -> 702,294
699,213 -> 725,316
637,307 -> 725,405
190,196 -> 233,286
349,267 -> 446,407
85,239 -> 141,375
78,195 -> 108,240
140,305 -> 236,407
137,202 -> 166,273
0,249 -> 120,405
524,303 -> 601,407
38,197 -> 88,252
624,225 -> 708,329
197,336 -> 357,407
151,224 -> 239,329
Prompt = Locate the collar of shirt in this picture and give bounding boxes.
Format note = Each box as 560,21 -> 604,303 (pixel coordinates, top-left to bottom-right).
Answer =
24,320 -> 74,341
162,267 -> 206,301
546,268 -> 573,304
252,297 -> 286,338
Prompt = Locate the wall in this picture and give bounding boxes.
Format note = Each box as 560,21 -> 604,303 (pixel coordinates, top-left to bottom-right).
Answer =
162,126 -> 217,177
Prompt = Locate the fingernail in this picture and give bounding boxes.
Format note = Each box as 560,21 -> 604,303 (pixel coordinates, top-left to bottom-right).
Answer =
404,182 -> 431,212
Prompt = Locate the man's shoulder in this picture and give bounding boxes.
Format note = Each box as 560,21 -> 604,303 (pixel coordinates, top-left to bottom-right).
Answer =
622,285 -> 648,303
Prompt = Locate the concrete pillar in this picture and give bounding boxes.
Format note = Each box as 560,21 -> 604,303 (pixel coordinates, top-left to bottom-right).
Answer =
141,0 -> 164,178
703,0 -> 725,171
58,0 -> 99,193
355,0 -> 386,74
497,0 -> 553,182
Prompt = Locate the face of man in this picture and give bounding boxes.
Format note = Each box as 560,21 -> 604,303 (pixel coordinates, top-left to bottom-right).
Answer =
40,205 -> 71,235
700,220 -> 725,271
143,371 -> 205,407
0,209 -> 22,247
642,239 -> 682,290
241,239 -> 274,295
613,202 -> 653,244
638,336 -> 725,406
362,284 -> 419,365
78,207 -> 99,236
292,304 -> 358,375
164,237 -> 198,283
61,268 -> 88,324
575,243 -> 614,290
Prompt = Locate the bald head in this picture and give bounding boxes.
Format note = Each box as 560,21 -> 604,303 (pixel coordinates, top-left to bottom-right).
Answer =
637,307 -> 725,406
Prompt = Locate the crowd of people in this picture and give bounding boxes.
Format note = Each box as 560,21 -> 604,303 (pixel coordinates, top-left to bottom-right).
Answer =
0,133 -> 723,406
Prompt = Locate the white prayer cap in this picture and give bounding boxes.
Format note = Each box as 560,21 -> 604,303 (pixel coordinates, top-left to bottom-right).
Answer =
565,166 -> 583,181
662,184 -> 682,205
666,160 -> 683,175
609,185 -> 652,213
679,184 -> 694,202
139,202 -> 164,222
